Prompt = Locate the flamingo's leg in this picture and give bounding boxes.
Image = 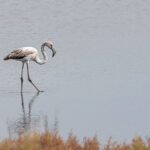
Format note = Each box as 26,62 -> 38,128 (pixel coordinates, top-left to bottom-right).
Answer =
26,63 -> 43,92
21,62 -> 24,93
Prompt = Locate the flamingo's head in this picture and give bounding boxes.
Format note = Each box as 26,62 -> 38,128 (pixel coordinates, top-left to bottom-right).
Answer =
44,41 -> 56,57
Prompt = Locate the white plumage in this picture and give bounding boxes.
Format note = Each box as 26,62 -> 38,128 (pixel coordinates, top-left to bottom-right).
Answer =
4,41 -> 56,92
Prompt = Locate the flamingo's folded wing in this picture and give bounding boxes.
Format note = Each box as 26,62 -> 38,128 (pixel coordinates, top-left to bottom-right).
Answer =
3,49 -> 34,60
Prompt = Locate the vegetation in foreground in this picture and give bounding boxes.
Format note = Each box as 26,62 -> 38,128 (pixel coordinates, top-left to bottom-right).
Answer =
0,131 -> 150,150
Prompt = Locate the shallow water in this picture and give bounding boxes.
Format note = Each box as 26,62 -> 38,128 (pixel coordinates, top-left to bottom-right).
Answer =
0,0 -> 150,143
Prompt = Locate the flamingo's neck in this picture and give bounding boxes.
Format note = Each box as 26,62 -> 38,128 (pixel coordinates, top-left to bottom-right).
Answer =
35,44 -> 48,65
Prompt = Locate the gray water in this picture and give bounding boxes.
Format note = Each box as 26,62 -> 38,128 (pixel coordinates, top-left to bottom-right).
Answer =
0,0 -> 150,143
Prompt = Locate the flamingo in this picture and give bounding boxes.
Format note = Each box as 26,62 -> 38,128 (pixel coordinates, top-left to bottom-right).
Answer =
3,41 -> 56,93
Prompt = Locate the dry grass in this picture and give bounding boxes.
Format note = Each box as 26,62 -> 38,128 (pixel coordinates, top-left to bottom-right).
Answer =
0,132 -> 149,150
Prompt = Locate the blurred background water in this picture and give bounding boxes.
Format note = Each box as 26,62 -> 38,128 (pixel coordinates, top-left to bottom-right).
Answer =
0,0 -> 150,143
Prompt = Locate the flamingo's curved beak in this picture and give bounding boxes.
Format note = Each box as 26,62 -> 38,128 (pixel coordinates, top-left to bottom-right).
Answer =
51,46 -> 56,57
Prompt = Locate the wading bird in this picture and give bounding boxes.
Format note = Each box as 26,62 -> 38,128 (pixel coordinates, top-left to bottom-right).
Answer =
3,41 -> 56,93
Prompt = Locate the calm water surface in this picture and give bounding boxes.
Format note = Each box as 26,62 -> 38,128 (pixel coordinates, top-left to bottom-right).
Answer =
0,0 -> 150,143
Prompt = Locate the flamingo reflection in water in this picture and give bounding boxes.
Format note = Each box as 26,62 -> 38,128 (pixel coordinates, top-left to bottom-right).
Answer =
7,92 -> 42,137
7,92 -> 59,138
